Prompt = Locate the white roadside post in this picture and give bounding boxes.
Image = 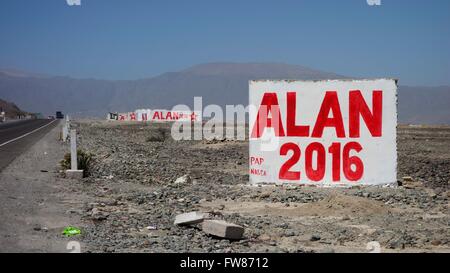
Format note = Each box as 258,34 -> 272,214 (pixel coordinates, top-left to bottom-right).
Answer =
62,122 -> 68,142
65,129 -> 84,179
63,125 -> 68,141
62,115 -> 70,142
70,129 -> 77,170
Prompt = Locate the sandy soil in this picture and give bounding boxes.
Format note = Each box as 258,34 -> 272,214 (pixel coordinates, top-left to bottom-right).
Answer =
33,121 -> 450,253
0,123 -> 85,252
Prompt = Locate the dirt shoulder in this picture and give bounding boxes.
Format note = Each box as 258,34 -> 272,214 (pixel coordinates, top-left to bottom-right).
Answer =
0,123 -> 85,253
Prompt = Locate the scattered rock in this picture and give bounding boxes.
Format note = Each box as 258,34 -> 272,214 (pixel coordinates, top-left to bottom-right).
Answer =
431,240 -> 441,246
174,175 -> 192,184
91,207 -> 109,220
402,176 -> 424,189
388,240 -> 405,249
366,229 -> 377,235
174,211 -> 209,226
202,220 -> 244,240
259,193 -> 271,198
402,176 -> 414,182
285,230 -> 296,237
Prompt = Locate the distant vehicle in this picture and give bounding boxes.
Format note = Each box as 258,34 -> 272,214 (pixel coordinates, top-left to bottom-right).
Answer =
56,111 -> 64,119
48,116 -> 55,120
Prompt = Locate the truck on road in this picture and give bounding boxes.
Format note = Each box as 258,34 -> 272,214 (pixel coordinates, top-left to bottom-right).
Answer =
56,111 -> 64,119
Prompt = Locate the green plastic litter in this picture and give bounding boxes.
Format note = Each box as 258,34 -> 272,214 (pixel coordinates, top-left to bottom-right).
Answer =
62,226 -> 81,237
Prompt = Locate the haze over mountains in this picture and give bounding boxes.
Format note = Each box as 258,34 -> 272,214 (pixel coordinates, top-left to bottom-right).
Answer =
0,63 -> 449,124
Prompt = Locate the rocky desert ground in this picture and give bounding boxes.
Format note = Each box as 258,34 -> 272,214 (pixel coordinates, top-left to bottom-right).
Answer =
57,120 -> 449,253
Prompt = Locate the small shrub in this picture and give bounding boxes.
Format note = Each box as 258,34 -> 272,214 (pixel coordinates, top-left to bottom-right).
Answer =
60,149 -> 93,177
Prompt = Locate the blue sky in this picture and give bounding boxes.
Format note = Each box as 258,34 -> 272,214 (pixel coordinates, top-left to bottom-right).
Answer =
0,0 -> 449,86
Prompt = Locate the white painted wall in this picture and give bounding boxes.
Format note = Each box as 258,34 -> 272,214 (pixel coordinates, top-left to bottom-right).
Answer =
249,79 -> 397,186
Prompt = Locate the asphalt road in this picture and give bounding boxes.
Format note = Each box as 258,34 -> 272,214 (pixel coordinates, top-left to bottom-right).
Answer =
0,119 -> 59,172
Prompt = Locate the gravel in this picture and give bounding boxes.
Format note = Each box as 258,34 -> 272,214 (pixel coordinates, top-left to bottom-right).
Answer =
66,121 -> 449,253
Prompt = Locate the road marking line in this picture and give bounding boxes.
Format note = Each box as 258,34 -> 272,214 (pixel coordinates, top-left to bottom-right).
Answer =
0,120 -> 57,148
